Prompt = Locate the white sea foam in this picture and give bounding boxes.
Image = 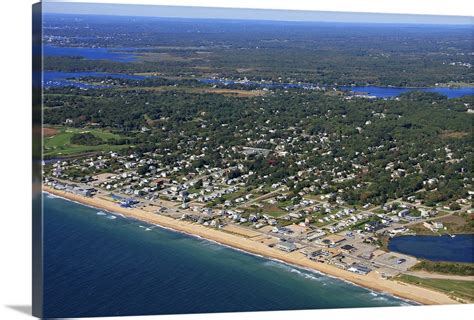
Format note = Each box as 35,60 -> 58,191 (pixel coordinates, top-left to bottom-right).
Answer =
372,296 -> 388,302
266,261 -> 324,282
44,191 -> 417,305
96,211 -> 107,216
43,192 -> 121,217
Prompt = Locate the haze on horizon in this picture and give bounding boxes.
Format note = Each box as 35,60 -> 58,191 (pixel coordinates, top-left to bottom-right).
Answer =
42,2 -> 473,25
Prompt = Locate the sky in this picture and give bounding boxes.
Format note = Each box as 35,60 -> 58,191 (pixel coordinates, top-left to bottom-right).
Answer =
42,1 -> 473,25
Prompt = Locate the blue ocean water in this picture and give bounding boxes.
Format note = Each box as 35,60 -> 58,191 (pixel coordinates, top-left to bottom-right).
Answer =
43,194 -> 412,318
340,86 -> 474,99
388,234 -> 474,263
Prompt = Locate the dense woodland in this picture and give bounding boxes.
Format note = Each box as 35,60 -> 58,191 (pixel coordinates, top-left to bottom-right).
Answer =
44,81 -> 474,206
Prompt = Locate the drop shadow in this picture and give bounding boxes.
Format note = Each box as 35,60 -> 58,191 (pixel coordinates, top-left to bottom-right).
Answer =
5,305 -> 32,316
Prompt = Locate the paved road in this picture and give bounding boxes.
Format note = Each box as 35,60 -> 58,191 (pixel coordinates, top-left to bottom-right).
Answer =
236,186 -> 287,208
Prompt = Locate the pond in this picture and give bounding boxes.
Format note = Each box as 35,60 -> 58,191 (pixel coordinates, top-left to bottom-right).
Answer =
339,86 -> 474,99
388,234 -> 474,263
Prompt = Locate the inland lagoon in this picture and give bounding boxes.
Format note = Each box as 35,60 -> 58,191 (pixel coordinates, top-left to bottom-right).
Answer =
43,44 -> 139,62
339,85 -> 474,99
388,234 -> 474,263
43,45 -> 473,98
43,71 -> 148,88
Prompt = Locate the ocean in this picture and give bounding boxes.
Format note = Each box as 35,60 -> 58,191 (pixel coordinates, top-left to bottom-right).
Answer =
43,194 -> 413,318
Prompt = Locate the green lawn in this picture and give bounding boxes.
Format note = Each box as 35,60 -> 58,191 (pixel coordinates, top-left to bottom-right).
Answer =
43,127 -> 130,157
303,194 -> 325,201
276,199 -> 293,208
220,189 -> 247,202
187,187 -> 202,194
397,274 -> 474,302
261,203 -> 287,217
411,260 -> 474,276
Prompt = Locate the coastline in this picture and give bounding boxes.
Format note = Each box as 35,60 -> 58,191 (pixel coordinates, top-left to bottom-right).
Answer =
43,186 -> 460,306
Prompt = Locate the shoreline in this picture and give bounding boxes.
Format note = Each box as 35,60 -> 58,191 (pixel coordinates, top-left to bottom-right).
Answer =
43,186 -> 460,306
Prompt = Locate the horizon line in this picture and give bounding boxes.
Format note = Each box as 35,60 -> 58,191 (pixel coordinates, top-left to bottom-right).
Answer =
42,3 -> 474,25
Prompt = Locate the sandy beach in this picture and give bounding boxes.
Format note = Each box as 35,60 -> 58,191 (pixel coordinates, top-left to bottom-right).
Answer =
43,186 -> 459,306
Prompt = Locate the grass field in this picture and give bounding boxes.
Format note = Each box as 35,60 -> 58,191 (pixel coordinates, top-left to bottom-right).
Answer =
119,86 -> 266,97
411,260 -> 474,276
397,274 -> 474,302
261,203 -> 287,217
409,213 -> 473,235
43,127 -> 59,137
43,127 -> 130,157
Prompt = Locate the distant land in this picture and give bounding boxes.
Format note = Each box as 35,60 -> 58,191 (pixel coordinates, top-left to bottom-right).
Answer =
43,2 -> 473,25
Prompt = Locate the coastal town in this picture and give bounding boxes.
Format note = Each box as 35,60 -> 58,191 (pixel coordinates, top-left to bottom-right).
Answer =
42,62 -> 474,306
43,141 -> 472,285
39,9 -> 474,311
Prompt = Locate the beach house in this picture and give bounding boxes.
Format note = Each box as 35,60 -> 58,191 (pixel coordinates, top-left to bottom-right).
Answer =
275,241 -> 297,253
